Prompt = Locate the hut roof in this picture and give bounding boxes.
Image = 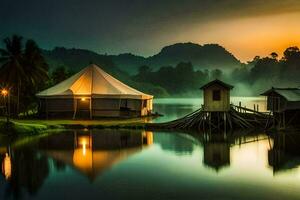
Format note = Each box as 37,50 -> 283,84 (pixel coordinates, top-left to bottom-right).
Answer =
261,88 -> 300,101
37,64 -> 153,99
200,79 -> 234,90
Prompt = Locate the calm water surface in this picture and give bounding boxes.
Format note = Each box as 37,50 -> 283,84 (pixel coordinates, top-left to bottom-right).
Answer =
1,98 -> 300,200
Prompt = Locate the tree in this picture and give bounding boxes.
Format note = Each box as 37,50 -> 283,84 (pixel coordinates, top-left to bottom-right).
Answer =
23,40 -> 49,88
0,35 -> 49,116
22,40 -> 49,113
0,35 -> 25,114
283,46 -> 300,61
280,46 -> 300,82
138,65 -> 152,75
249,57 -> 279,84
51,66 -> 70,85
270,52 -> 278,60
210,69 -> 223,80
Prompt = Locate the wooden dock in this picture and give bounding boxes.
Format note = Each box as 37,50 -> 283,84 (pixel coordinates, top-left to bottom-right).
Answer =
151,104 -> 272,132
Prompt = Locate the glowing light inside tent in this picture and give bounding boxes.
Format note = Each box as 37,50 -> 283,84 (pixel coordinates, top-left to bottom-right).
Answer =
2,153 -> 11,180
81,98 -> 86,101
1,89 -> 8,97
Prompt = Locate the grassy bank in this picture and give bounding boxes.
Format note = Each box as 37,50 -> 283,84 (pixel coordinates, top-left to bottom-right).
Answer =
0,117 -> 151,135
0,119 -> 48,135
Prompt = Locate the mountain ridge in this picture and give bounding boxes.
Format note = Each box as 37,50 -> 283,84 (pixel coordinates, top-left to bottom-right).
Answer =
43,42 -> 242,75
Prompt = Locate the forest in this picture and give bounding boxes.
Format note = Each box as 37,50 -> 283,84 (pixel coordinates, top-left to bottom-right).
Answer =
133,47 -> 300,97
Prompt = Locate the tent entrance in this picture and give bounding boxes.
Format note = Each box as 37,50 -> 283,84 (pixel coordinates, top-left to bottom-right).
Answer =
73,98 -> 92,119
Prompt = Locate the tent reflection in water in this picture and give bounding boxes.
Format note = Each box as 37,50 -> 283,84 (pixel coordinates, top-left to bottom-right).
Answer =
40,130 -> 153,180
36,64 -> 153,118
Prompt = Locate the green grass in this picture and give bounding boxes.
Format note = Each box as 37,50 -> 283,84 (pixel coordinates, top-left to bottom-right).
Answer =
0,117 -> 151,135
15,118 -> 148,126
0,119 -> 48,135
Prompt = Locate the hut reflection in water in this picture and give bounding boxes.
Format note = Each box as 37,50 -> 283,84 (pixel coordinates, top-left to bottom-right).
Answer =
268,132 -> 300,173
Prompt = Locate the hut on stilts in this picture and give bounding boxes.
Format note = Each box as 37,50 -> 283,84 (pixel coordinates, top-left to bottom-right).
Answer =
155,79 -> 270,132
261,87 -> 300,129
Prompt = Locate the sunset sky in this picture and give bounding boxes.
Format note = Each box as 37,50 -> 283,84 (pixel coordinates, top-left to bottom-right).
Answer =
1,0 -> 300,62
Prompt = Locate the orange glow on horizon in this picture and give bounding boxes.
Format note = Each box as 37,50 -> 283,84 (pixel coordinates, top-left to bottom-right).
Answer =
173,12 -> 300,62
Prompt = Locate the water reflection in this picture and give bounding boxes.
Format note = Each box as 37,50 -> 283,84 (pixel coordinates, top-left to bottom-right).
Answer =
0,144 -> 50,199
154,133 -> 195,155
1,130 -> 300,199
203,135 -> 230,171
38,130 -> 153,180
268,132 -> 300,174
0,129 -> 153,199
2,151 -> 11,180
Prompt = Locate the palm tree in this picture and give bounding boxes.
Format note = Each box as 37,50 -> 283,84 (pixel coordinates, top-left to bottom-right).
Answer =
0,35 -> 25,115
23,40 -> 49,89
22,40 -> 49,114
0,35 -> 49,116
51,66 -> 69,85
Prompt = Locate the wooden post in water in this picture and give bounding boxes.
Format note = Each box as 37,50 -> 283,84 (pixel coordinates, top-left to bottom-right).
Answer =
257,104 -> 259,112
224,112 -> 227,132
217,112 -> 220,130
46,98 -> 48,119
283,111 -> 286,129
209,112 -> 212,131
239,102 -> 241,112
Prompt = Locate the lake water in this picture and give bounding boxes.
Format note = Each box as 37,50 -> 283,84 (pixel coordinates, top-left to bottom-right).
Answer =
1,98 -> 300,200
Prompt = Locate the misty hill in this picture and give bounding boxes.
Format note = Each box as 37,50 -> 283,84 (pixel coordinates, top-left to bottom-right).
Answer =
108,53 -> 147,74
43,47 -> 122,76
109,43 -> 241,74
43,43 -> 241,75
147,43 -> 241,72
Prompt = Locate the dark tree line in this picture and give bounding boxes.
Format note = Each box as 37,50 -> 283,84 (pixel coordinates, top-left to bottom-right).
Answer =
133,62 -> 226,96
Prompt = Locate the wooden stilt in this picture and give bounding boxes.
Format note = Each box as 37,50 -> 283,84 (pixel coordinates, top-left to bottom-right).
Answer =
282,111 -> 286,129
73,98 -> 77,119
155,104 -> 269,132
89,97 -> 92,119
46,98 -> 48,120
209,112 -> 212,131
224,112 -> 227,132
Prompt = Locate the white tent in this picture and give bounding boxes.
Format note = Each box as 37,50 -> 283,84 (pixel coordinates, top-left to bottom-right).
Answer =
37,64 -> 153,118
37,64 -> 152,99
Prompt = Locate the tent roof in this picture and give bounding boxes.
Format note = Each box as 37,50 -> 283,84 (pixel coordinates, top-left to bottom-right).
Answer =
37,64 -> 153,99
200,79 -> 234,90
261,88 -> 300,101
